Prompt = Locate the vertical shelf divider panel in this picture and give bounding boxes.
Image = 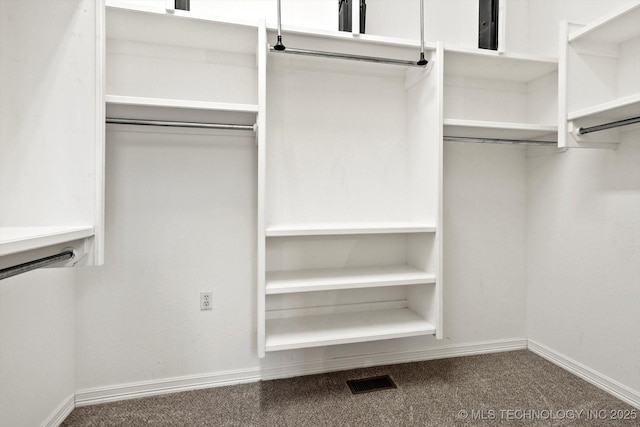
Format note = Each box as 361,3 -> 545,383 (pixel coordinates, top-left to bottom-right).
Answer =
259,29 -> 443,356
562,2 -> 640,147
0,0 -> 105,267
257,21 -> 268,358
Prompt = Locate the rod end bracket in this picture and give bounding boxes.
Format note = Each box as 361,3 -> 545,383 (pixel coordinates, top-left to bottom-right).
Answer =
417,52 -> 428,66
273,36 -> 286,51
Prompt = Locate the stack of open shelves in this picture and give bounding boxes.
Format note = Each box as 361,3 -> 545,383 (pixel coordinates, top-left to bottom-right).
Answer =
443,46 -> 559,144
258,29 -> 443,356
561,2 -> 640,147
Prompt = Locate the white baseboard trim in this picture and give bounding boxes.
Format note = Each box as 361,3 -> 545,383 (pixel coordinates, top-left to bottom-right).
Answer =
75,338 -> 527,407
259,338 -> 528,382
42,394 -> 75,427
75,367 -> 263,407
528,340 -> 640,409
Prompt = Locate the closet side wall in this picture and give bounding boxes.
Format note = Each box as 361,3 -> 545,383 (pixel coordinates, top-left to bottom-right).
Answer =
0,1 -> 97,425
527,132 -> 640,399
0,271 -> 76,427
526,0 -> 640,403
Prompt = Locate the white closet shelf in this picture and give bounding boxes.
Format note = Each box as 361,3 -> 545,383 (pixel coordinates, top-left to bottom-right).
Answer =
444,119 -> 557,140
568,2 -> 640,44
0,226 -> 94,256
266,265 -> 435,294
106,95 -> 258,126
444,47 -> 557,82
106,5 -> 258,54
568,93 -> 640,123
265,222 -> 436,237
106,96 -> 258,113
265,308 -> 435,351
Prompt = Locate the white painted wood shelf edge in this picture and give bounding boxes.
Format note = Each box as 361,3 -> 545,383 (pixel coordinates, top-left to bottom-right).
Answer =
444,119 -> 557,140
0,226 -> 94,256
265,223 -> 436,237
265,308 -> 436,351
568,1 -> 640,44
105,95 -> 259,113
444,47 -> 558,82
567,93 -> 640,122
266,265 -> 436,294
444,45 -> 558,64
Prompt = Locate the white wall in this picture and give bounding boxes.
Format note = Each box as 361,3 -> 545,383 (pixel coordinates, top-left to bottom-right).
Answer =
0,270 -> 76,427
443,143 -> 528,342
527,130 -> 640,396
75,128 -> 258,387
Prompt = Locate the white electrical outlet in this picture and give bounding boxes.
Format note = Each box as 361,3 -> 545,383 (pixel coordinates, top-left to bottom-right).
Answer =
200,291 -> 212,310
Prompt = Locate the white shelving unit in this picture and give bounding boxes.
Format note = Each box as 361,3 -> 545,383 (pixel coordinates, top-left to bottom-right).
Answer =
0,0 -> 104,270
443,47 -> 558,143
257,27 -> 444,356
560,2 -> 640,147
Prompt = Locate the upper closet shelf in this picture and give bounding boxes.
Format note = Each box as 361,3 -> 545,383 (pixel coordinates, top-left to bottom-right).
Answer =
444,47 -> 557,82
568,2 -> 640,44
444,119 -> 557,140
0,226 -> 94,257
106,5 -> 258,53
106,96 -> 258,127
106,96 -> 258,113
568,93 -> 640,123
266,222 -> 436,237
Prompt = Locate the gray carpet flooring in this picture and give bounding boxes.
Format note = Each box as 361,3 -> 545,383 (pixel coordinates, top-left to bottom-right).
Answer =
62,350 -> 639,426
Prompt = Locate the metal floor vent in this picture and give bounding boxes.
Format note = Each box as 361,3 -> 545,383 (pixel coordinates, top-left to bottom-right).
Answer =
347,375 -> 397,394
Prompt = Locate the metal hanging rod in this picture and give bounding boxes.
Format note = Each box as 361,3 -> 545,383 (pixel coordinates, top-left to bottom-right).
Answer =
444,136 -> 557,146
106,118 -> 257,132
576,116 -> 640,135
271,0 -> 428,68
268,46 -> 426,67
0,250 -> 75,281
